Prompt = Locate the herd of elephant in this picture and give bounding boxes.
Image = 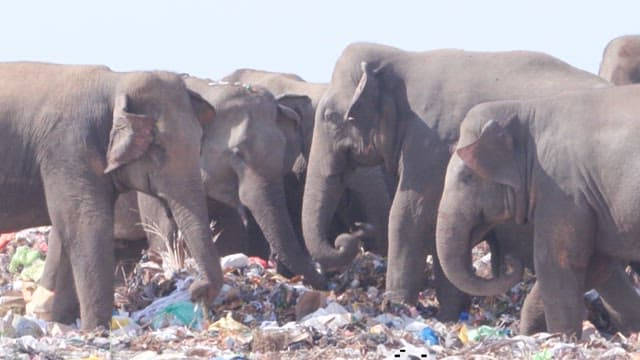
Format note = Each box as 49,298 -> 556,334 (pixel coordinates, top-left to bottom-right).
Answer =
2,35 -> 640,338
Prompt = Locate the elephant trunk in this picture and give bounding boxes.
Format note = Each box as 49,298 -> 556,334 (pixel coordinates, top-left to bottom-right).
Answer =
240,178 -> 328,289
302,167 -> 361,272
435,209 -> 523,296
164,177 -> 223,301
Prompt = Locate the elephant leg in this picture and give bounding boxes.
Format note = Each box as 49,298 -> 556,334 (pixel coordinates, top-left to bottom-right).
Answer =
520,281 -> 546,335
50,246 -> 80,324
28,228 -> 62,319
433,253 -> 470,321
595,263 -> 640,333
534,206 -> 593,337
385,187 -> 427,304
209,200 -> 251,257
44,175 -> 116,330
39,227 -> 62,291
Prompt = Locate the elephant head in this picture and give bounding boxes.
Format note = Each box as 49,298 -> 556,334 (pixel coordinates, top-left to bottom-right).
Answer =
599,35 -> 640,85
302,56 -> 398,272
106,72 -> 222,302
184,77 -> 328,289
435,104 -> 527,296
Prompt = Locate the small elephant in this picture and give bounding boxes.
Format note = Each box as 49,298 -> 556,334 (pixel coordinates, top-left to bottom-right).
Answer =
301,42 -> 609,320
222,69 -> 392,259
599,35 -> 640,85
0,62 -> 222,330
436,85 -> 640,336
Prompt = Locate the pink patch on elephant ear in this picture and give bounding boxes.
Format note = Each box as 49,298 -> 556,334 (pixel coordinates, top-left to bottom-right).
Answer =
104,94 -> 157,174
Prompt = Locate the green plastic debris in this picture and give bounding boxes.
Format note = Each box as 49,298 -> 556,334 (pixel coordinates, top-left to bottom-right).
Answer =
20,258 -> 45,281
151,300 -> 202,330
9,246 -> 44,281
533,349 -> 552,360
467,325 -> 510,342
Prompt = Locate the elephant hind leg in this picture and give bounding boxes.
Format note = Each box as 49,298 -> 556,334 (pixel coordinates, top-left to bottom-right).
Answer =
50,245 -> 80,324
520,281 -> 546,335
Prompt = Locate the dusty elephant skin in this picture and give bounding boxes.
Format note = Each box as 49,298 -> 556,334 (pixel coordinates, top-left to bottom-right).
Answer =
222,69 -> 392,258
301,42 -> 608,320
0,62 -> 222,330
599,35 -> 640,85
99,76 -> 329,288
101,70 -> 390,285
436,85 -> 640,336
483,223 -> 640,335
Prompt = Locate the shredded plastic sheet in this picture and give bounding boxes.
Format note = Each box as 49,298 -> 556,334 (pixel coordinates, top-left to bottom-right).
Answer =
1,228 -> 640,359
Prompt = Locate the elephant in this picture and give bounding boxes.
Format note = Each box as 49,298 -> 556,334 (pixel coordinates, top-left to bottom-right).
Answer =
222,69 -> 392,257
301,42 -> 609,320
599,35 -> 640,85
117,75 -> 337,289
0,62 -> 222,330
435,85 -> 640,336
480,223 -> 640,335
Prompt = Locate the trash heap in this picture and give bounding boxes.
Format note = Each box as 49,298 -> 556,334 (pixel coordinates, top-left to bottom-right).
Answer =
1,227 -> 640,359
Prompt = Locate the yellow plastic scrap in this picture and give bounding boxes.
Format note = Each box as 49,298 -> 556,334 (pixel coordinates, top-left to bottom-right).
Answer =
111,316 -> 130,330
81,356 -> 103,360
208,312 -> 252,343
458,324 -> 469,344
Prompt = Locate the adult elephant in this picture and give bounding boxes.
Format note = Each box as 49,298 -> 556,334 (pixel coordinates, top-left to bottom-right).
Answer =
222,69 -> 391,257
131,76 -> 337,289
436,86 -> 640,336
0,62 -> 221,330
301,42 -> 608,320
599,35 -> 640,85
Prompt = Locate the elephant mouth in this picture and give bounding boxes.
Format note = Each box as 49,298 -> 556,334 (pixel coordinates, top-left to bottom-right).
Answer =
470,221 -> 496,249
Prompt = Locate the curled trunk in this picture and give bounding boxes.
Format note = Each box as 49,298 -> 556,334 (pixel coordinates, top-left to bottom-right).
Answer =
436,211 -> 523,296
302,170 -> 361,272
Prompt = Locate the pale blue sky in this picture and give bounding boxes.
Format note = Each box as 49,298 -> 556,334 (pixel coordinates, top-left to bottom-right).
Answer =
3,1 -> 638,83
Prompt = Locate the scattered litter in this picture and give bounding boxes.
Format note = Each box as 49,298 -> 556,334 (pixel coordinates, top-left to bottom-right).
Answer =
1,228 -> 640,358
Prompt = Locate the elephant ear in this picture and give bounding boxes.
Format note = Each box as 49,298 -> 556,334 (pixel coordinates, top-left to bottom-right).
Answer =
275,94 -> 313,170
105,94 -> 157,174
346,61 -> 379,120
456,119 -> 521,189
187,89 -> 216,126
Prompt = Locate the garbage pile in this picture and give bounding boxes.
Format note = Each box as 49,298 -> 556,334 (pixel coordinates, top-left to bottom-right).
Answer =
1,227 -> 640,359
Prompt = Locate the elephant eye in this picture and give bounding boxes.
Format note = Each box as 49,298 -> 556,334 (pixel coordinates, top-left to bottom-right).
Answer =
460,171 -> 474,184
324,111 -> 342,122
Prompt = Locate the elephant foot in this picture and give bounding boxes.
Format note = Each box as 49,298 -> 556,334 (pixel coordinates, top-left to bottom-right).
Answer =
25,286 -> 54,321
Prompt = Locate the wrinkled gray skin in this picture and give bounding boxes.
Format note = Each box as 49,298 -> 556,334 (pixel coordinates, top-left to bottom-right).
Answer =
436,86 -> 640,336
486,223 -> 640,335
599,35 -> 640,85
222,69 -> 392,258
0,62 -> 222,330
134,76 -> 333,288
302,42 -> 610,320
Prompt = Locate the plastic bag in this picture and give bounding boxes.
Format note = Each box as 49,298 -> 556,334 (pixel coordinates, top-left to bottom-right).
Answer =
9,246 -> 41,273
151,301 -> 202,330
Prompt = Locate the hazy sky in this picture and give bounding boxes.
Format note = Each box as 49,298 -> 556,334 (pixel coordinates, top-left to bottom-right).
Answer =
3,1 -> 638,83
